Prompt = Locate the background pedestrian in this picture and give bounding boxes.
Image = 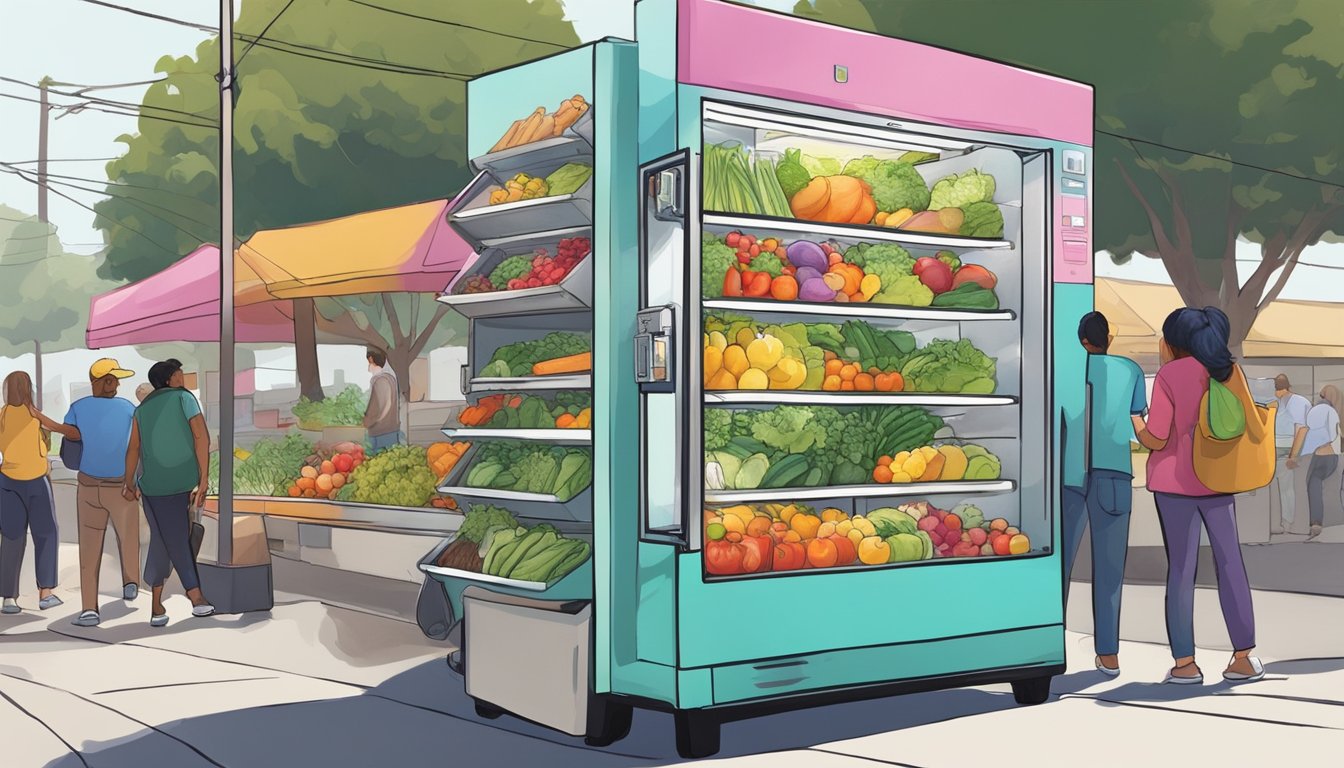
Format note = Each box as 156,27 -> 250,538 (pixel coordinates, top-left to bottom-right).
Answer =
0,372 -> 66,613
1272,374 -> 1310,534
1292,384 -> 1342,541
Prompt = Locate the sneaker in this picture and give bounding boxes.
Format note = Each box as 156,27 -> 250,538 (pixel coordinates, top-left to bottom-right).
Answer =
123,583 -> 139,601
1224,656 -> 1266,682
191,603 -> 216,617
72,610 -> 101,627
1307,525 -> 1323,541
38,595 -> 64,611
1095,656 -> 1121,677
1,598 -> 19,614
150,614 -> 169,627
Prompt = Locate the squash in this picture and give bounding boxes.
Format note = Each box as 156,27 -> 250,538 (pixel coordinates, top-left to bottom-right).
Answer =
850,195 -> 877,225
820,175 -> 864,223
790,177 -> 831,220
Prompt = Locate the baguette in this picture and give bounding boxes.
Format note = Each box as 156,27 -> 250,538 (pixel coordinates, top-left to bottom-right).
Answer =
553,100 -> 581,134
491,118 -> 525,153
535,114 -> 556,141
513,107 -> 547,146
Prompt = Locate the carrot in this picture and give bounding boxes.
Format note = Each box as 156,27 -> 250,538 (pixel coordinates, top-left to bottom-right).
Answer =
533,352 -> 593,376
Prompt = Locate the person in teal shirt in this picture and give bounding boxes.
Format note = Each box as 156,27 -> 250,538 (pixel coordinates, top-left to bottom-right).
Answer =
1062,311 -> 1147,677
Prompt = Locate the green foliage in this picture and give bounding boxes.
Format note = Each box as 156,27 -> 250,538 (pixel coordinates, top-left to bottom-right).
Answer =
292,385 -> 367,428
348,444 -> 438,507
459,504 -> 521,544
701,233 -> 737,298
95,0 -> 580,282
841,157 -> 931,212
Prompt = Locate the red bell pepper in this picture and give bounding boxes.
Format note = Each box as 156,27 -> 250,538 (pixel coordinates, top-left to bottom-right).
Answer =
772,540 -> 806,571
705,534 -> 746,575
741,533 -> 772,574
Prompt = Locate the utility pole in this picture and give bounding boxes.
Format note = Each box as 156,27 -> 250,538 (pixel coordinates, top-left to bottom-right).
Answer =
37,77 -> 50,223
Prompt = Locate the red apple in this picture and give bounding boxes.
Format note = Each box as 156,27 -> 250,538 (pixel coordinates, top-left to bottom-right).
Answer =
914,257 -> 955,294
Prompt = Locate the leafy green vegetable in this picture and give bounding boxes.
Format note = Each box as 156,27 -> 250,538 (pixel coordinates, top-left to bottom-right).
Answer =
459,504 -> 521,543
748,252 -> 783,277
704,409 -> 734,452
873,275 -> 934,307
347,444 -> 438,508
468,441 -> 591,500
736,453 -> 771,490
543,163 -> 593,196
900,339 -> 998,394
775,148 -> 812,199
488,255 -> 534,290
844,243 -> 921,304
841,157 -> 930,212
701,232 -> 737,299
751,406 -> 826,455
960,201 -> 1005,238
292,385 -> 367,428
936,250 -> 961,271
208,432 -> 317,495
898,151 -> 940,165
482,332 -> 591,378
800,154 -> 841,177
929,169 -> 996,210
806,323 -> 846,356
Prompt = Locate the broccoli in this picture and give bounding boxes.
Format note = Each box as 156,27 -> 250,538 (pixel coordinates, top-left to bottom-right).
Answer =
488,255 -> 534,290
874,275 -> 935,307
702,233 -> 737,298
751,406 -> 826,455
841,157 -> 930,213
748,252 -> 783,277
704,409 -> 734,452
846,243 -> 915,285
929,170 -> 996,211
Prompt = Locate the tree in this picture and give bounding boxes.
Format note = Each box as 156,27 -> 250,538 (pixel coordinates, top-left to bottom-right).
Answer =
813,0 -> 1344,356
0,205 -> 115,408
790,0 -> 874,32
94,0 -> 579,394
312,293 -> 467,399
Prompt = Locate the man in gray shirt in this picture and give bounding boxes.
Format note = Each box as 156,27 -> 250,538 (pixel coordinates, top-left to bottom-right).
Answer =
1273,374 -> 1311,533
363,347 -> 401,454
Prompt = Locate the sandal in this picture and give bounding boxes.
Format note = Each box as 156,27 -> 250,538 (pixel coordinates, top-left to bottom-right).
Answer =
1223,656 -> 1265,682
1095,656 -> 1120,677
1163,662 -> 1203,685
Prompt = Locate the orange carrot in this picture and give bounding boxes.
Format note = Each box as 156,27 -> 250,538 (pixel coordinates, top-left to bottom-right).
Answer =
533,352 -> 593,376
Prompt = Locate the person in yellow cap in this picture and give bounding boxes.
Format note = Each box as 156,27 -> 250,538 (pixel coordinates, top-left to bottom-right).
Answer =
57,358 -> 141,627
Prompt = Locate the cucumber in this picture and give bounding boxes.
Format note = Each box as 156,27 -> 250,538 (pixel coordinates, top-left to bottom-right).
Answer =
499,530 -> 553,578
730,436 -> 772,456
803,466 -> 825,487
760,454 -> 810,488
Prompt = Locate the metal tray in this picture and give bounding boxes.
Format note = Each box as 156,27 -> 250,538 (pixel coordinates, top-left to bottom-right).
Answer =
465,373 -> 592,394
436,443 -> 594,522
419,532 -> 594,595
438,228 -> 594,319
448,164 -> 595,251
470,108 -> 595,179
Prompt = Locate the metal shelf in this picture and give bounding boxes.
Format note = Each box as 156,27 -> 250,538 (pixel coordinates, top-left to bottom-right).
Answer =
442,427 -> 591,445
702,299 -> 1014,322
468,374 -> 592,393
704,479 -> 1015,503
703,213 -> 1013,250
705,392 -> 1017,407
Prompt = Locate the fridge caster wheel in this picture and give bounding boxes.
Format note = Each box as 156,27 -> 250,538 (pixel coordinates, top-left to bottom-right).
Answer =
674,709 -> 720,759
446,650 -> 463,674
584,696 -> 633,747
1011,675 -> 1053,705
473,699 -> 505,720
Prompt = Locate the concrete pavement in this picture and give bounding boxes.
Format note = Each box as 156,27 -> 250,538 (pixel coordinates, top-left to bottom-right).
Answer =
1,544 -> 1341,766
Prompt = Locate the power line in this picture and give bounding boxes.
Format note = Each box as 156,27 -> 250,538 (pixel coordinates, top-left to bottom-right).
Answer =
237,0 -> 298,68
232,32 -> 471,80
72,0 -> 218,33
0,90 -> 217,129
345,0 -> 571,49
0,164 -> 218,198
6,157 -> 119,164
1,168 -> 219,243
1099,129 -> 1344,192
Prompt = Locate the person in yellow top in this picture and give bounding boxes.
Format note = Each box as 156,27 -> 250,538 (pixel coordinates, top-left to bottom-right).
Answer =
0,371 -> 78,614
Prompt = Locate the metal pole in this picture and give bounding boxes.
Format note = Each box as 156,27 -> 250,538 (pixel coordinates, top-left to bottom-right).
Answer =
218,0 -> 235,566
37,77 -> 50,223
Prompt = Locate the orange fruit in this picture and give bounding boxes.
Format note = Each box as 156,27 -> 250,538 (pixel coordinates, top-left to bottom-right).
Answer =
316,474 -> 334,493
840,381 -> 855,391
296,476 -> 316,491
854,373 -> 875,391
873,465 -> 894,483
320,460 -> 336,475
822,375 -> 842,392
877,455 -> 893,467
825,358 -> 843,376
806,538 -> 839,568
839,365 -> 858,382
287,485 -> 302,497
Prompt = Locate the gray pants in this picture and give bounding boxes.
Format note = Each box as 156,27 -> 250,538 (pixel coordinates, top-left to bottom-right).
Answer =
1307,454 -> 1339,528
142,493 -> 200,592
1275,449 -> 1297,526
0,474 -> 59,597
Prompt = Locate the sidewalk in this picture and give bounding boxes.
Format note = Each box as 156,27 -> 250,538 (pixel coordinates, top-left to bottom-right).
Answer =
2,545 -> 1341,767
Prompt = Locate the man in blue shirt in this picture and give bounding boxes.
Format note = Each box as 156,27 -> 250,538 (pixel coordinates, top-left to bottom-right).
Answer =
1062,312 -> 1147,677
63,359 -> 140,627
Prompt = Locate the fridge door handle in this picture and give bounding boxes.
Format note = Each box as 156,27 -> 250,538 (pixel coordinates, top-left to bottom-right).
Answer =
634,304 -> 677,392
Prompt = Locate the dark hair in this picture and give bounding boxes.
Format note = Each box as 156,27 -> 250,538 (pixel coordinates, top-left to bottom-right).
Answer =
366,347 -> 387,367
1274,374 -> 1291,391
1078,311 -> 1110,351
148,359 -> 183,390
1162,307 -> 1234,382
3,371 -> 34,408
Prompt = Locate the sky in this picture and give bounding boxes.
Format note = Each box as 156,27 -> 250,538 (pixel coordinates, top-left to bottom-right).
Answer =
0,0 -> 1339,298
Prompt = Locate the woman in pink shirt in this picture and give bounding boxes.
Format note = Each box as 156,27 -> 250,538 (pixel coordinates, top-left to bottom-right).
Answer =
1135,307 -> 1262,684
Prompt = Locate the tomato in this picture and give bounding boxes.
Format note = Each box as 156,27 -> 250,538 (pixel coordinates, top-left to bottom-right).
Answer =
772,540 -> 806,571
705,538 -> 745,575
741,534 -> 773,573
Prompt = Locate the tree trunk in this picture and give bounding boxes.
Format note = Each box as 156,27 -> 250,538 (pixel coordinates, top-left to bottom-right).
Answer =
292,297 -> 324,402
387,347 -> 413,400
33,339 -> 42,409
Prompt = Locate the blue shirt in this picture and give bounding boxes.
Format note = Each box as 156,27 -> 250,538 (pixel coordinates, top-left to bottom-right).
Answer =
64,395 -> 136,480
1084,354 -> 1147,478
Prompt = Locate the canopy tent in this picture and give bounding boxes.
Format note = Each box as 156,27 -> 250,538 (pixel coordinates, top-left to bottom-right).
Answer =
1096,277 -> 1344,368
235,199 -> 470,299
86,245 -> 295,349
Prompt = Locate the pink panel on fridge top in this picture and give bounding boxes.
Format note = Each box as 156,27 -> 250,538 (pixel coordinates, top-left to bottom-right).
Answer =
676,0 -> 1093,146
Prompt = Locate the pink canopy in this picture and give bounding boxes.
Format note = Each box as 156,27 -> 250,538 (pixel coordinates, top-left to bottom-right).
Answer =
86,245 -> 296,348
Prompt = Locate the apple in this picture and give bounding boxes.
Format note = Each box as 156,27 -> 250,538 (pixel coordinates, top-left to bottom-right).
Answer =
968,527 -> 988,547
913,257 -> 955,294
917,516 -> 940,533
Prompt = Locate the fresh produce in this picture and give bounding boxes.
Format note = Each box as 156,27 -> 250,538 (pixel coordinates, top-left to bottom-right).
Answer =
207,432 -> 318,496
544,163 -> 594,196
465,442 -> 592,501
840,156 -> 931,214
929,169 -> 996,211
704,405 -> 945,491
960,201 -> 1006,238
902,207 -> 965,235
871,444 -> 1002,484
488,255 -> 536,290
457,237 -> 592,295
898,151 -> 940,165
343,444 -> 437,508
931,282 -> 999,310
774,148 -> 812,199
480,521 -> 591,583
703,142 -> 792,218
913,257 -> 955,295
480,333 -> 590,378
426,442 -> 470,479
283,441 -> 366,501
488,95 -> 589,153
291,386 -> 367,430
488,172 -> 549,205
951,263 -> 996,290
458,503 -> 521,543
533,351 -> 592,376
900,339 -> 997,394
789,175 -> 877,224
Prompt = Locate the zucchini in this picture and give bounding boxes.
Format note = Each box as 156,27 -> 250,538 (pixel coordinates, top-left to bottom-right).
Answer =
760,454 -> 810,489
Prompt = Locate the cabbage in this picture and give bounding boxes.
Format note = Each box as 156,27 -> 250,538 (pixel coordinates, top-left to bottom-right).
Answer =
929,170 -> 996,210
960,201 -> 1005,239
841,157 -> 930,213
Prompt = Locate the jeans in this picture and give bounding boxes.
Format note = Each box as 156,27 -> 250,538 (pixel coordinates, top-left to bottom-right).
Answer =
1154,492 -> 1256,659
1306,453 -> 1339,527
0,474 -> 59,596
1275,448 -> 1297,526
369,431 -> 402,455
142,492 -> 200,592
1062,469 -> 1132,657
